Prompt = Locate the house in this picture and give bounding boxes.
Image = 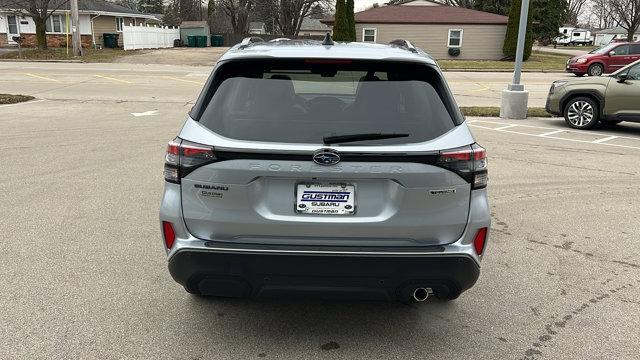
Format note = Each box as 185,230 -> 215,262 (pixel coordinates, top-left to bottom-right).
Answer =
0,0 -> 160,48
323,0 -> 508,60
180,21 -> 210,46
593,27 -> 639,46
248,21 -> 266,35
298,18 -> 331,36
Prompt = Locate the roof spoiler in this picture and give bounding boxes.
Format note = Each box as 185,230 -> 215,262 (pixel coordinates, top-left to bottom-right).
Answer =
238,36 -> 265,49
388,39 -> 418,53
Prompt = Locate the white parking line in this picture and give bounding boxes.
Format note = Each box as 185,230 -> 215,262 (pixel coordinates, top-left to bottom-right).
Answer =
468,123 -> 640,151
494,124 -> 519,130
539,129 -> 565,137
592,135 -> 619,143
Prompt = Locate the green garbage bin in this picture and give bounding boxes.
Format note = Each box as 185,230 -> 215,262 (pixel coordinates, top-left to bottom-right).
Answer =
196,35 -> 207,47
187,35 -> 197,47
211,35 -> 224,47
103,33 -> 119,48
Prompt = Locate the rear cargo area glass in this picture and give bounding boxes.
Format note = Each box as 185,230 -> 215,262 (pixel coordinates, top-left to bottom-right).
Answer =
195,60 -> 459,145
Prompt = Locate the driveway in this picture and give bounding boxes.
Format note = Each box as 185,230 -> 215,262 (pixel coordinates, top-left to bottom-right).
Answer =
534,46 -> 589,57
1,60 -> 639,360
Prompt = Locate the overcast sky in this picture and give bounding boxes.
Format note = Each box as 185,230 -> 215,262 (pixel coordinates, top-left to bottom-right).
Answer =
354,0 -> 386,11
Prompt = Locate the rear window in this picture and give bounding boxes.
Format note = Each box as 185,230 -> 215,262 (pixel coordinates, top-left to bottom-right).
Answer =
192,59 -> 461,145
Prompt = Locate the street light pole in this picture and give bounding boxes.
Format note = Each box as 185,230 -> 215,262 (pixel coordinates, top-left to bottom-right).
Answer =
500,0 -> 530,119
70,0 -> 82,57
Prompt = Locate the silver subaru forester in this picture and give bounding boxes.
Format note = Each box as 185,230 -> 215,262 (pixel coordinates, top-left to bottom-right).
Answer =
159,37 -> 490,302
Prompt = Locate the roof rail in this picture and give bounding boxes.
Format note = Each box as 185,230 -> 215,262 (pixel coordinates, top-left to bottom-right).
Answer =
388,39 -> 418,53
238,36 -> 265,49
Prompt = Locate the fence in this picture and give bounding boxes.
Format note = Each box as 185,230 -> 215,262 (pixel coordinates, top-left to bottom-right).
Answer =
122,24 -> 180,50
221,33 -> 326,47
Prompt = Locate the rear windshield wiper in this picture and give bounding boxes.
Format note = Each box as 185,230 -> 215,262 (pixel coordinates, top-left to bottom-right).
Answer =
323,133 -> 410,144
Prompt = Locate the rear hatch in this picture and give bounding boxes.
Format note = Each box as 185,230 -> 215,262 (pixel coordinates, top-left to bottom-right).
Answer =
173,58 -> 483,247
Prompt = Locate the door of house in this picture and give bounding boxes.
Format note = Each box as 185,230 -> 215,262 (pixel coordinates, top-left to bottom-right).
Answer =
7,15 -> 20,44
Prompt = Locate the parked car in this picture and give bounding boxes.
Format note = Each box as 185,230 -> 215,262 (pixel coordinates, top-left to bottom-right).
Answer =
566,42 -> 640,76
547,59 -> 640,129
159,37 -> 491,302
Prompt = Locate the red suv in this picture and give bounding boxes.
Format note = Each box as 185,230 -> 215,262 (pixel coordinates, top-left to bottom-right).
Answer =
566,42 -> 640,77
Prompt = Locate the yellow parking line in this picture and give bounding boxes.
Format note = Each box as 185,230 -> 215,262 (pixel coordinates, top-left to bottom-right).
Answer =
164,76 -> 203,85
94,74 -> 132,84
470,83 -> 491,92
23,72 -> 61,83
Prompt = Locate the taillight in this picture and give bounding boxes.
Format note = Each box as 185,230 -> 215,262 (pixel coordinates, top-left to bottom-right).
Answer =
162,221 -> 176,249
473,227 -> 488,255
164,138 -> 216,183
437,143 -> 488,189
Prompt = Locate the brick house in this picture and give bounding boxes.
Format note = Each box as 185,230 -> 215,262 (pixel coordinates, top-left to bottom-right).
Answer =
0,0 -> 160,48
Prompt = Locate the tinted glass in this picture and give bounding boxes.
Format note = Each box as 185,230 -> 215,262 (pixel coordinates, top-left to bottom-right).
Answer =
590,44 -> 616,54
630,44 -> 640,55
613,45 -> 629,55
195,60 -> 459,145
626,64 -> 640,80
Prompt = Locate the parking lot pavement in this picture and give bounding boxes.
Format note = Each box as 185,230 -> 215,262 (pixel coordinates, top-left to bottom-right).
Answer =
1,61 -> 640,359
0,61 -> 573,108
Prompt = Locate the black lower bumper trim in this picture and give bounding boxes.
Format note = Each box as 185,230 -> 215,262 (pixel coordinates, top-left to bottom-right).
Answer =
168,250 -> 480,301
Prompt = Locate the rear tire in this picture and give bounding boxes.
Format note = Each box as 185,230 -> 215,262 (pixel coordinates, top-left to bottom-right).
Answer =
563,97 -> 599,129
588,63 -> 604,76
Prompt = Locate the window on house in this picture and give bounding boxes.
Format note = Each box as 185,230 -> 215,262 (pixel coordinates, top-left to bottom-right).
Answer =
448,29 -> 463,47
116,17 -> 124,32
45,14 -> 67,33
363,28 -> 376,42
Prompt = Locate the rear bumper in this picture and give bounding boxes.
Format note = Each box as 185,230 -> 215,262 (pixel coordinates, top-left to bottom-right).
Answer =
168,249 -> 480,300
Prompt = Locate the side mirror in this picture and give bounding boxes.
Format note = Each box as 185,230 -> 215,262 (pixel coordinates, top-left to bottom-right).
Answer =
617,73 -> 628,83
609,51 -> 616,56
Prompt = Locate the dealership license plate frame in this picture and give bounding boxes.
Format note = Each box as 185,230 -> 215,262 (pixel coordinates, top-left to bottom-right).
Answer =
295,182 -> 356,215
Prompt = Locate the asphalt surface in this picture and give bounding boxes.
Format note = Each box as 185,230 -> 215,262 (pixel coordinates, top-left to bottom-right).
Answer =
1,61 -> 639,360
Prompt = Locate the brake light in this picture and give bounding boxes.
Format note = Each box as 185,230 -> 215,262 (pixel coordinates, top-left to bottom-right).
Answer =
437,144 -> 488,189
473,227 -> 488,255
163,138 -> 216,183
162,221 -> 176,249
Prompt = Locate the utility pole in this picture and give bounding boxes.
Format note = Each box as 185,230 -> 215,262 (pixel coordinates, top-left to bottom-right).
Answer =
70,0 -> 82,56
500,0 -> 530,119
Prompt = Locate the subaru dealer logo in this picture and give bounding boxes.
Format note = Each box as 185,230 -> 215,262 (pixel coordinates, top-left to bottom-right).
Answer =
313,149 -> 340,166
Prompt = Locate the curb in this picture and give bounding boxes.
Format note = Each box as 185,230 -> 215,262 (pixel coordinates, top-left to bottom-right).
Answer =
0,59 -> 84,63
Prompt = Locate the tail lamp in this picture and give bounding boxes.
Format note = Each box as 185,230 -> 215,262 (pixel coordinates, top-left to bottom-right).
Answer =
164,138 -> 216,184
437,144 -> 488,189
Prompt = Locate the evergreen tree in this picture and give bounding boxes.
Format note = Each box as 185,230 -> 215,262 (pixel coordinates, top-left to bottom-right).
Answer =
346,0 -> 356,41
473,0 -> 511,16
333,0 -> 348,41
531,0 -> 568,45
502,0 -> 534,61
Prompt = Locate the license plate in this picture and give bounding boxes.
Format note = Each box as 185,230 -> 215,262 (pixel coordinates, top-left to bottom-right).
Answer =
295,183 -> 355,215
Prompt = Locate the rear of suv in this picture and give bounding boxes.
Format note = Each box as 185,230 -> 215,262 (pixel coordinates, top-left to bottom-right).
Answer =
159,38 -> 491,302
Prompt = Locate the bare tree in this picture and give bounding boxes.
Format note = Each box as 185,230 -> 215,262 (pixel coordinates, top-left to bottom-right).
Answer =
8,0 -> 70,49
609,0 -> 640,40
218,0 -> 254,33
566,0 -> 588,25
277,0 -> 329,36
591,0 -> 618,29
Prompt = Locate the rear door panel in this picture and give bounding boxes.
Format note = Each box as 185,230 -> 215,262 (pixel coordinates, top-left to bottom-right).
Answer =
181,159 -> 471,247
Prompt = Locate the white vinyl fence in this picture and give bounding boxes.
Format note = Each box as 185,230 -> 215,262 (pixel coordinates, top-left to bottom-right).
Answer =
122,24 -> 180,50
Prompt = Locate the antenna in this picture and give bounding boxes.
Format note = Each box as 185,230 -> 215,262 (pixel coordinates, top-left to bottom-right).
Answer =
322,32 -> 334,46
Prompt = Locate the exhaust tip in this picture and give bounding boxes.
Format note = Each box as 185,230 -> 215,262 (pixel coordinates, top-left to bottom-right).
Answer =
412,287 -> 431,302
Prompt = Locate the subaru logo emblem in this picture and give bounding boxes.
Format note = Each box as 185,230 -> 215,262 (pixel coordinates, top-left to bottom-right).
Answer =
313,149 -> 340,166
